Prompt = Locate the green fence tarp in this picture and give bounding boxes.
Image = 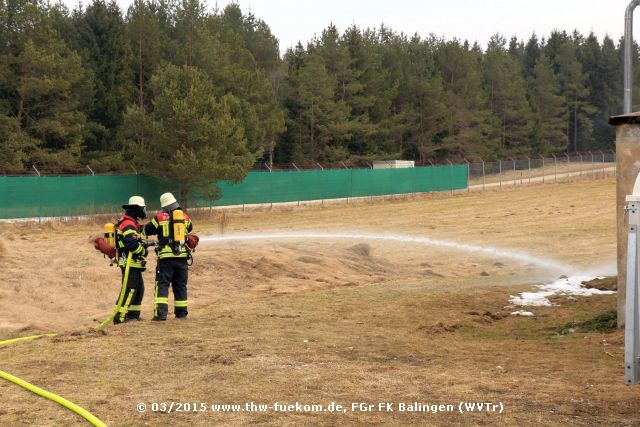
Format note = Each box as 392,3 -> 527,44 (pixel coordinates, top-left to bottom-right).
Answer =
0,165 -> 467,219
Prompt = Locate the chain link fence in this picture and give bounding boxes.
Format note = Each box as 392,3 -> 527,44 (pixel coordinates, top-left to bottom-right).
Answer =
466,151 -> 616,191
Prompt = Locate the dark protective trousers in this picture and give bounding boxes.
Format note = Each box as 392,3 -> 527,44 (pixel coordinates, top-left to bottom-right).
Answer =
113,267 -> 144,324
154,257 -> 189,319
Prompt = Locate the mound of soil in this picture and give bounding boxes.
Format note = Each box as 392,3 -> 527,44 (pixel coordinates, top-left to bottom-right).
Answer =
583,277 -> 617,291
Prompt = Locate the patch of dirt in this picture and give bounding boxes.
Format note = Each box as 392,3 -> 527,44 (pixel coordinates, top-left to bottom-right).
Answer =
348,243 -> 371,257
467,310 -> 507,323
296,256 -> 324,265
583,277 -> 617,291
418,322 -> 462,333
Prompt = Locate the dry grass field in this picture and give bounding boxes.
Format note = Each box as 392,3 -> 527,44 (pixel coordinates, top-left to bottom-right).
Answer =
1,178 -> 638,426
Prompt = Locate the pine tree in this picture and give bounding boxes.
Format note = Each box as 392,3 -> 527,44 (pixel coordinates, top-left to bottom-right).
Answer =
555,39 -> 595,152
0,0 -> 87,173
280,53 -> 347,164
400,35 -> 448,162
73,0 -> 132,154
529,54 -> 567,152
131,64 -> 256,205
435,39 -> 499,159
483,34 -> 534,155
581,33 -> 620,148
523,33 -> 540,79
125,0 -> 163,111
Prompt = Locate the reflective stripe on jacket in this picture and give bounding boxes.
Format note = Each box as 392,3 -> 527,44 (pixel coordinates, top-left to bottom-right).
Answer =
143,211 -> 193,259
116,214 -> 145,268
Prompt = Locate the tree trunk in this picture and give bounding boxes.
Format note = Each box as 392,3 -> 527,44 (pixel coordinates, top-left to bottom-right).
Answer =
573,91 -> 578,152
310,99 -> 315,160
138,40 -> 144,109
17,95 -> 24,123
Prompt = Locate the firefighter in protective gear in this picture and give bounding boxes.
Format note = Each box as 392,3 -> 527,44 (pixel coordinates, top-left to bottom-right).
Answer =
144,192 -> 193,320
114,196 -> 149,324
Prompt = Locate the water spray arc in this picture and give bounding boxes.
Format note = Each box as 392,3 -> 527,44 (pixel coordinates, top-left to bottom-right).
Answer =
200,231 -> 578,274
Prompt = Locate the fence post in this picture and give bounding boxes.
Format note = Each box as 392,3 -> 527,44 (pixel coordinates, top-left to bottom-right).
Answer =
499,159 -> 502,189
540,155 -> 545,184
321,166 -> 325,207
578,152 -> 583,177
463,158 -> 470,192
598,150 -> 605,178
509,157 -> 516,186
480,158 -> 485,191
446,159 -> 453,195
564,152 -> 570,180
349,167 -> 353,204
550,154 -> 556,183
588,151 -> 594,179
526,156 -> 531,185
86,164 -> 95,215
611,149 -> 617,177
33,164 -> 42,219
270,169 -> 274,210
341,162 -> 350,204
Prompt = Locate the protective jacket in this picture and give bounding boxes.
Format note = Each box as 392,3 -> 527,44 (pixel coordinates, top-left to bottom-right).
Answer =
144,211 -> 193,259
116,214 -> 147,269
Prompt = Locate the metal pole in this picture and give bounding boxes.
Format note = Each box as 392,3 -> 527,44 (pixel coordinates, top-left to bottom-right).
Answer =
499,159 -> 502,189
625,0 -> 640,114
509,157 -> 516,186
599,150 -> 605,178
624,179 -> 640,384
540,155 -> 545,184
480,158 -> 485,191
526,156 -> 531,185
589,151 -> 594,179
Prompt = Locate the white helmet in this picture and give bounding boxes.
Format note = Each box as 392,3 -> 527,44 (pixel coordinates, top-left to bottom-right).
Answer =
160,192 -> 179,212
123,195 -> 145,209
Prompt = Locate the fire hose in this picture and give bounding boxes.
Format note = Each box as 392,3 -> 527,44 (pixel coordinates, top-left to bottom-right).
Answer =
0,249 -> 140,425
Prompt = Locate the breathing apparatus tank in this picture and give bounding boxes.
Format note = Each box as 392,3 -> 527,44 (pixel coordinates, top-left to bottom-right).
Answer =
172,209 -> 186,254
93,222 -> 117,262
104,223 -> 115,248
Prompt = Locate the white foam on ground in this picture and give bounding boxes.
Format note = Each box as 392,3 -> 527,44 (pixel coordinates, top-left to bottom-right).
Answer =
509,276 -> 616,307
511,310 -> 535,316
